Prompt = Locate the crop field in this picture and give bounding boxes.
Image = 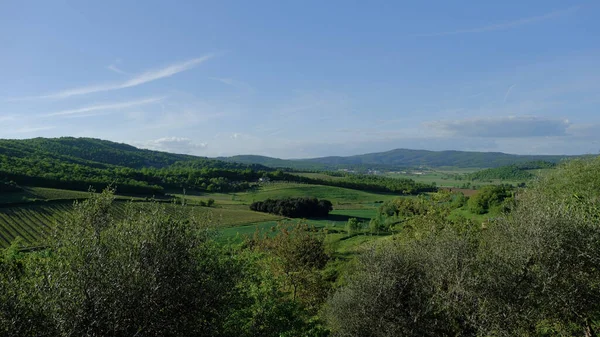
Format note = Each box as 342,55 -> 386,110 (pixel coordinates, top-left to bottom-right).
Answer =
0,199 -> 281,248
0,203 -> 73,247
0,187 -> 93,204
0,187 -> 158,206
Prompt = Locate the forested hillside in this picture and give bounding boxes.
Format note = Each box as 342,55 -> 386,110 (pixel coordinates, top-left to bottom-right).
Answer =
0,138 -> 275,195
0,138 -> 435,196
222,149 -> 575,169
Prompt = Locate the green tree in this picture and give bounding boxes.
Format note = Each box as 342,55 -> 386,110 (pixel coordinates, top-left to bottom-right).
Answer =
473,158 -> 600,336
4,190 -> 245,336
345,218 -> 362,234
251,223 -> 330,311
467,184 -> 512,214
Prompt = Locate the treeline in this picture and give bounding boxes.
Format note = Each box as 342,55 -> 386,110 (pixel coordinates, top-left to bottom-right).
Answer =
278,172 -> 437,194
250,197 -> 333,218
466,165 -> 534,181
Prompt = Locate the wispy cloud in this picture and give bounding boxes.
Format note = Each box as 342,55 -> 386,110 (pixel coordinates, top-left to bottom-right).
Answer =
414,6 -> 579,37
106,64 -> 128,75
36,54 -> 214,99
46,97 -> 164,117
503,84 -> 516,103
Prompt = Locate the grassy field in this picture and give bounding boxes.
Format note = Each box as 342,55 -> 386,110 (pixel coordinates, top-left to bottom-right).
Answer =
176,183 -> 400,208
220,208 -> 377,240
218,207 -> 385,257
0,183 -> 400,248
385,170 -> 474,188
290,172 -> 346,181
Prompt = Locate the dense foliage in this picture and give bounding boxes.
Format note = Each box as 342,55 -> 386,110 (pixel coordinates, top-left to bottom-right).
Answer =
467,184 -> 513,214
282,172 -> 437,194
250,197 -> 333,218
0,137 -> 267,170
326,157 -> 600,336
0,191 -> 327,337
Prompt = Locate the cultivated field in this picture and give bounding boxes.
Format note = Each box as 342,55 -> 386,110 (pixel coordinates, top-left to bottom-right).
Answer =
0,199 -> 281,248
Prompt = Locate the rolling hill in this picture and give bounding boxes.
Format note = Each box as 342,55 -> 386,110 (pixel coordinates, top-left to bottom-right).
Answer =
222,149 -> 577,169
0,137 -> 268,170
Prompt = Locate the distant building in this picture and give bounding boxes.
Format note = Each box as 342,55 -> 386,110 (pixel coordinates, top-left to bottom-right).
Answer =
259,176 -> 271,183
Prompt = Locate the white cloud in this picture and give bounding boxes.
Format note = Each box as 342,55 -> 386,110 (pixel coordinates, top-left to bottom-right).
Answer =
137,137 -> 208,154
46,97 -> 165,117
38,54 -> 214,99
414,6 -> 579,37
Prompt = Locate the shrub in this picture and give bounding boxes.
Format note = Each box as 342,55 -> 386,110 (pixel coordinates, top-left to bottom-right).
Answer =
1,190 -> 244,336
345,218 -> 363,234
467,184 -> 512,214
327,158 -> 600,336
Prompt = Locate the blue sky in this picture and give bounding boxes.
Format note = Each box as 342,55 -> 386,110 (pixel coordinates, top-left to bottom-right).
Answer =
1,0 -> 599,158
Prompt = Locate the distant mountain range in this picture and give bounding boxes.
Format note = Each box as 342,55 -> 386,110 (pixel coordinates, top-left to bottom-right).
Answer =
220,148 -> 578,170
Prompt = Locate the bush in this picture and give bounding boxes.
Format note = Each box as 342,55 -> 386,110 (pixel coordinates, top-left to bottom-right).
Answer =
327,158 -> 600,336
345,218 -> 363,234
473,158 -> 600,335
0,190 -> 244,336
467,185 -> 512,214
325,232 -> 477,337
